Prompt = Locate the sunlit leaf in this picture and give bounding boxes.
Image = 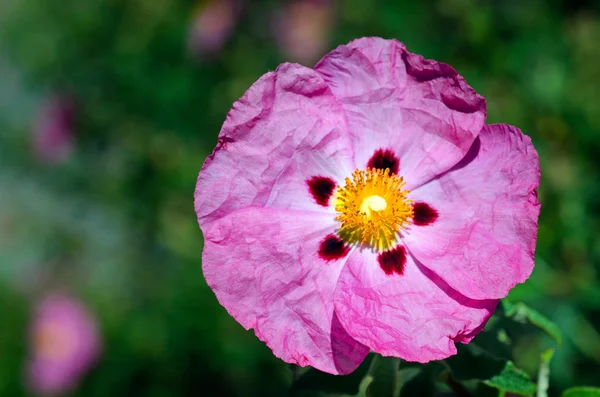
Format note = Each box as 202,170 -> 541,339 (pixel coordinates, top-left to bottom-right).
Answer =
562,387 -> 600,397
484,361 -> 537,395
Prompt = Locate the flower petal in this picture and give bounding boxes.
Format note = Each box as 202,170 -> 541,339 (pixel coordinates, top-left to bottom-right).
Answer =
403,124 -> 540,300
314,37 -> 486,189
333,249 -> 496,362
195,63 -> 355,228
202,207 -> 369,374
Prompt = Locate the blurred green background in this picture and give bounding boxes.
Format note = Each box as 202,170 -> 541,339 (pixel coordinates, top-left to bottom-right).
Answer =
1,0 -> 600,396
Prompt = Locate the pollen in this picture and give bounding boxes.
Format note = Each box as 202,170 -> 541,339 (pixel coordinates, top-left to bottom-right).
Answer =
334,168 -> 413,251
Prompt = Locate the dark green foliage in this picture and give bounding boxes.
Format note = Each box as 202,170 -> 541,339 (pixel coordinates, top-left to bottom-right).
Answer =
291,355 -> 373,396
502,300 -> 563,346
446,345 -> 508,382
446,345 -> 537,395
366,357 -> 401,397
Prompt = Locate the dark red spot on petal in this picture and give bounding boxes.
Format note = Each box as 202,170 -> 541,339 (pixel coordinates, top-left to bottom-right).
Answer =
318,234 -> 349,261
367,149 -> 399,175
307,176 -> 336,206
217,135 -> 235,149
378,246 -> 406,275
413,202 -> 439,226
208,136 -> 235,159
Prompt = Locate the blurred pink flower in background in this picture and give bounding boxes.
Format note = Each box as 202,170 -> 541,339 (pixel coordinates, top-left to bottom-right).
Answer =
32,95 -> 76,164
188,0 -> 241,58
26,294 -> 101,396
274,0 -> 333,65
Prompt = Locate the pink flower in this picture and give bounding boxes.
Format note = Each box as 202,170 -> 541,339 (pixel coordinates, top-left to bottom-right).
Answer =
187,0 -> 241,58
273,0 -> 334,65
33,95 -> 75,164
26,294 -> 101,396
194,38 -> 540,374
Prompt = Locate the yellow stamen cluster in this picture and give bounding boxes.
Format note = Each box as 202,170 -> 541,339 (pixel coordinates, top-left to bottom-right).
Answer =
334,168 -> 413,251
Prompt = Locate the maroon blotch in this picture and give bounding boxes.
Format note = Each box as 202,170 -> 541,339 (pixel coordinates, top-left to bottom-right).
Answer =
217,135 -> 235,149
307,176 -> 336,206
208,135 -> 234,159
377,246 -> 406,276
318,234 -> 349,261
367,148 -> 399,175
413,202 -> 439,226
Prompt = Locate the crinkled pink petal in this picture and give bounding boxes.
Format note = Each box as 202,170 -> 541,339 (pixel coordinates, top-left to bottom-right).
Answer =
202,207 -> 369,374
27,294 -> 101,396
333,249 -> 497,362
195,63 -> 355,228
314,37 -> 486,189
402,124 -> 540,300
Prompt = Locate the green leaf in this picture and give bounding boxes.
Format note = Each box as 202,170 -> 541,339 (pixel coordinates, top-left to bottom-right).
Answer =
484,361 -> 537,395
366,356 -> 401,397
536,349 -> 554,397
562,387 -> 600,397
445,345 -> 536,396
290,354 -> 373,395
502,300 -> 563,346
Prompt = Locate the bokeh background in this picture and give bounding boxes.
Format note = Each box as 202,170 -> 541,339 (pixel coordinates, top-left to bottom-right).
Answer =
1,0 -> 600,396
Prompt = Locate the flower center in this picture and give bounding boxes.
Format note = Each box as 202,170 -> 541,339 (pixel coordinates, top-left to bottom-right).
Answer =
360,195 -> 387,214
334,168 -> 413,251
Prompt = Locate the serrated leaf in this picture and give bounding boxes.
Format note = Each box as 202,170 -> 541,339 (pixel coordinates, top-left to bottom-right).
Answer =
366,356 -> 400,397
484,361 -> 537,395
291,354 -> 373,395
562,387 -> 600,397
536,349 -> 554,397
502,300 -> 563,346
